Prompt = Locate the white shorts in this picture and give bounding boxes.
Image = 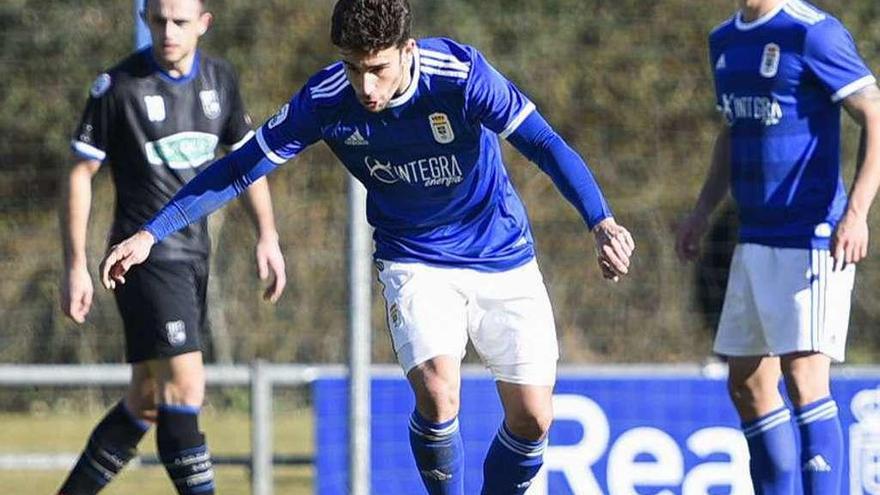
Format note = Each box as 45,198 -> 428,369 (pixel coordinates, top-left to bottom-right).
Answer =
714,244 -> 855,362
377,259 -> 559,386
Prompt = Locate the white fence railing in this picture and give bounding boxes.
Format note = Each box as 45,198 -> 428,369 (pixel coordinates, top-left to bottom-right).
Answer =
0,362 -> 346,495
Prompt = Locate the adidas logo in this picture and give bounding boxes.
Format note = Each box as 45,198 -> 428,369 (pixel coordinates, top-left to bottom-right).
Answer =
420,469 -> 453,481
803,454 -> 832,472
344,129 -> 369,146
715,54 -> 727,70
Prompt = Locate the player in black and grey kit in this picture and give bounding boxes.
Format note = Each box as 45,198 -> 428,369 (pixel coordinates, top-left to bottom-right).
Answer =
57,1 -> 286,494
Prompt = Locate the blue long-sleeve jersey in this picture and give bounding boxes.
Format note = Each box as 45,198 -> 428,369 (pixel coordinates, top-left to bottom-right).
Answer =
146,37 -> 612,271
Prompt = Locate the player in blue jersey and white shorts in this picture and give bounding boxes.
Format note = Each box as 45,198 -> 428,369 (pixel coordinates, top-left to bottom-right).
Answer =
676,1 -> 880,493
97,0 -> 635,493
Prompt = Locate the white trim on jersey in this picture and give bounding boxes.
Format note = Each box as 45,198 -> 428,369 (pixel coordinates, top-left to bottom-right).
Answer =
831,75 -> 877,103
309,68 -> 346,95
420,66 -> 470,79
735,0 -> 788,31
419,51 -> 471,73
499,101 -> 536,139
71,140 -> 107,162
783,0 -> 825,25
387,47 -> 422,109
229,130 -> 255,151
255,127 -> 287,165
311,73 -> 351,100
420,49 -> 471,80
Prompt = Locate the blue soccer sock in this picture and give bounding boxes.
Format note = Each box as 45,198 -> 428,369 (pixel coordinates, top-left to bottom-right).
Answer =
408,410 -> 464,495
57,400 -> 150,495
481,422 -> 546,495
156,405 -> 215,495
795,397 -> 842,495
742,407 -> 797,495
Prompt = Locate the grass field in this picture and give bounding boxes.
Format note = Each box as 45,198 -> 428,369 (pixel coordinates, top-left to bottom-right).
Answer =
0,408 -> 313,494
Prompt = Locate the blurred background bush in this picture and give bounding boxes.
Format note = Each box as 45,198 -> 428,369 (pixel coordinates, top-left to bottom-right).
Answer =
2,0 -> 878,367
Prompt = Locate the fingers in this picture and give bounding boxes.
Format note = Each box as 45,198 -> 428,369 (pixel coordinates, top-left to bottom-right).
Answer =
100,249 -> 130,290
262,255 -> 287,303
599,259 -> 619,282
257,253 -> 269,281
833,238 -> 847,272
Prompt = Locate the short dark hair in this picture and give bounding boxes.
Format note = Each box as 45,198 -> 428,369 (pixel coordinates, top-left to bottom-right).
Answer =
331,0 -> 412,52
143,0 -> 206,13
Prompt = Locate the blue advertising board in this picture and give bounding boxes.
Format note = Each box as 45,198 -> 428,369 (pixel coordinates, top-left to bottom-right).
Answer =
315,370 -> 880,494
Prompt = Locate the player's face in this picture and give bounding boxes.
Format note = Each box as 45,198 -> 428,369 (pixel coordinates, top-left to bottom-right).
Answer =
145,0 -> 212,71
341,40 -> 416,113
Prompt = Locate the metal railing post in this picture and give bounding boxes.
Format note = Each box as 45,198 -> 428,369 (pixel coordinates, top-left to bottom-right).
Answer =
251,360 -> 273,495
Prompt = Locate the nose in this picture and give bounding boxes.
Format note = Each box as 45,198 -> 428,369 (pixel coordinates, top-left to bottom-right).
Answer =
361,73 -> 379,98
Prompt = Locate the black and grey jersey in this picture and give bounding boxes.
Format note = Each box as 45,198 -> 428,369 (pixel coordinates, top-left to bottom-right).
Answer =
72,48 -> 253,260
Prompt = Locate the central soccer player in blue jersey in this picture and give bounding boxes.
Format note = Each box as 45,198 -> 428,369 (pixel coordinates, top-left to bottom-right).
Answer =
99,0 -> 634,492
677,0 -> 880,493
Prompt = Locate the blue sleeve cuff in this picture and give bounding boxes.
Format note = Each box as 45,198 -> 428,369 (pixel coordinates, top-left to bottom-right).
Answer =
506,111 -> 613,229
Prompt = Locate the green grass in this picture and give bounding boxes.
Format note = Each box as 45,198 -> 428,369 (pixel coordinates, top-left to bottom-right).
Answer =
0,409 -> 313,494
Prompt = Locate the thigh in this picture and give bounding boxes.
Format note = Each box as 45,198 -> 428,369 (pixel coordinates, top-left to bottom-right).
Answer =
377,261 -> 469,375
114,259 -> 205,363
469,260 -> 558,386
714,245 -> 768,358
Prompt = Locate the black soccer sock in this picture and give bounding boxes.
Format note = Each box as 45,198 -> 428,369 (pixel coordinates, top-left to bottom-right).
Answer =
157,404 -> 215,495
57,400 -> 150,495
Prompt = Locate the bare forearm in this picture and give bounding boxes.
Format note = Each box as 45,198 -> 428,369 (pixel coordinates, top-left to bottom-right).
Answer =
693,127 -> 731,217
844,85 -> 880,220
848,113 -> 880,220
60,162 -> 98,268
242,177 -> 279,240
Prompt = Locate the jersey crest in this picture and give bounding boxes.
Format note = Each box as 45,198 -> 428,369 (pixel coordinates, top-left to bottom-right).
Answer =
199,89 -> 221,119
90,73 -> 112,98
144,95 -> 166,122
760,43 -> 781,78
429,113 -> 455,144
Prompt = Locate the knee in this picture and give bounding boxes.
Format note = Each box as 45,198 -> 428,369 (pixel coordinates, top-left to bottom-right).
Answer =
506,409 -> 553,441
727,375 -> 778,410
160,375 -> 205,407
783,371 -> 829,407
414,377 -> 460,422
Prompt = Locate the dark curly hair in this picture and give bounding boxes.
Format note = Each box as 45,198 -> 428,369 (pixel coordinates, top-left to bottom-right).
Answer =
331,0 -> 413,52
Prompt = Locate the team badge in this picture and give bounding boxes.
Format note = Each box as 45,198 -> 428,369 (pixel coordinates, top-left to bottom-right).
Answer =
199,90 -> 221,120
389,303 -> 401,328
429,113 -> 455,144
267,103 -> 289,129
760,43 -> 781,78
165,320 -> 187,346
90,73 -> 112,98
144,95 -> 166,122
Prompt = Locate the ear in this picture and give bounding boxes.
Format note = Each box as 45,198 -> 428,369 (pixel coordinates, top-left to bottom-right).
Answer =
198,11 -> 213,36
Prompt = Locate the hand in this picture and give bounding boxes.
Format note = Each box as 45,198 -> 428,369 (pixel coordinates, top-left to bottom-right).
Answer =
831,211 -> 869,271
61,265 -> 93,323
592,217 -> 635,282
255,233 -> 286,303
675,211 -> 709,262
99,230 -> 155,290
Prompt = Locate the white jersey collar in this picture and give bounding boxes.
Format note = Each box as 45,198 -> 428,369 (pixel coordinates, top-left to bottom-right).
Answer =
735,0 -> 788,31
387,47 -> 420,108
